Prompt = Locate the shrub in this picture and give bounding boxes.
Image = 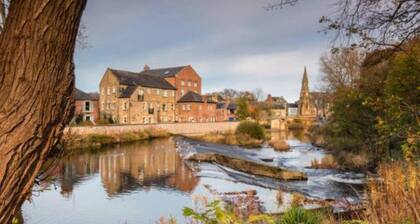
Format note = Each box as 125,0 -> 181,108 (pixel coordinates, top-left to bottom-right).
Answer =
269,140 -> 290,152
236,121 -> 266,140
310,155 -> 339,169
278,207 -> 324,224
287,119 -> 305,130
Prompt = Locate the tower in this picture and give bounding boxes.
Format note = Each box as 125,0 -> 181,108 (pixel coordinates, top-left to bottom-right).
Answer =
298,67 -> 314,117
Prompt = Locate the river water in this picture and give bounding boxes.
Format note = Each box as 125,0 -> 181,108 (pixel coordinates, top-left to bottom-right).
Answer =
21,131 -> 365,224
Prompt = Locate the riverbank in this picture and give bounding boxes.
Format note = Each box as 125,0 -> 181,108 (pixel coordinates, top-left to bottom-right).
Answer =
62,128 -> 170,150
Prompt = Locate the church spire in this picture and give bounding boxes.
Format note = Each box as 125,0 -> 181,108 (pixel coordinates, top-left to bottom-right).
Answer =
300,66 -> 309,96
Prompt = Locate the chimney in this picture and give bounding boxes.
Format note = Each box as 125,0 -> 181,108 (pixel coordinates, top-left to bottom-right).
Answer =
143,64 -> 150,71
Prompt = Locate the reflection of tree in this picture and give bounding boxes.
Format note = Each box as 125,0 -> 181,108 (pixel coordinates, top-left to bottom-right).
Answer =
44,138 -> 198,198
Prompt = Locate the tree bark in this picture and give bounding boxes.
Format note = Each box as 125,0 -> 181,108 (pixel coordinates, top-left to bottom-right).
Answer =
0,0 -> 86,223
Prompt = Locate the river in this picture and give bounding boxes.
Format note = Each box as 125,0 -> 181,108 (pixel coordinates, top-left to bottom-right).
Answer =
21,131 -> 365,224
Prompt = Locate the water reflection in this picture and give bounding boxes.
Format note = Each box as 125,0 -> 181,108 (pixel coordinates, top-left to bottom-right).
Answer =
45,138 -> 198,198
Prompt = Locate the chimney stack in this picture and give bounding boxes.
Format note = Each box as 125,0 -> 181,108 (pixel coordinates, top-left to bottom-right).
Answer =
143,64 -> 150,71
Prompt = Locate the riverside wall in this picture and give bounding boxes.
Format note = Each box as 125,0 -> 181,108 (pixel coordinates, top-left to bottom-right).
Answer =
65,121 -> 240,136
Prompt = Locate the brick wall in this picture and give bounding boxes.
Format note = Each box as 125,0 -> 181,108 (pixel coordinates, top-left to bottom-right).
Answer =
65,121 -> 239,136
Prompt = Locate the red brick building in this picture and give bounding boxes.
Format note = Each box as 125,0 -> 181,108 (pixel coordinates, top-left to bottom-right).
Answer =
176,91 -> 217,122
216,101 -> 237,121
74,88 -> 99,123
141,65 -> 201,100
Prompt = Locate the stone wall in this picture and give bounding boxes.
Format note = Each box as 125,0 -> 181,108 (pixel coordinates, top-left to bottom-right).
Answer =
65,121 -> 240,136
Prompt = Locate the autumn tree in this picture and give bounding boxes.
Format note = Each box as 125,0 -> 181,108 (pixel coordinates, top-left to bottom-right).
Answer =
319,48 -> 364,94
0,0 -> 86,223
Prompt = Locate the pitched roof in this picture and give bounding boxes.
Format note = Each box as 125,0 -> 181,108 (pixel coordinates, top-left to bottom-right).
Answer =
119,86 -> 137,98
88,92 -> 99,100
140,65 -> 187,78
109,68 -> 176,90
178,91 -> 203,103
75,88 -> 95,101
227,103 -> 237,110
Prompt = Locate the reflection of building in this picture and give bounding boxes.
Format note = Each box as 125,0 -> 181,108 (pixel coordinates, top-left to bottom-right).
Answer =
99,138 -> 198,196
43,138 -> 198,198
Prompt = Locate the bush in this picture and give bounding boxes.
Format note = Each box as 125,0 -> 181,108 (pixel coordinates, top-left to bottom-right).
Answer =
310,155 -> 339,169
269,140 -> 290,152
236,121 -> 266,140
278,207 -> 324,224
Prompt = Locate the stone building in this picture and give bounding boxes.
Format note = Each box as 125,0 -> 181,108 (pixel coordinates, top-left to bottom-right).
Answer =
74,88 -> 99,123
141,65 -> 201,100
265,94 -> 287,118
99,68 -> 177,124
176,91 -> 217,122
297,67 -> 316,118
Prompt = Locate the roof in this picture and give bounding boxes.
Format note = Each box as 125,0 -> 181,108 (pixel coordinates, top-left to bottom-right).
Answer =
88,92 -> 99,100
109,68 -> 176,90
75,88 -> 96,101
178,91 -> 203,103
119,86 -> 137,98
216,102 -> 225,109
227,103 -> 237,110
140,65 -> 187,78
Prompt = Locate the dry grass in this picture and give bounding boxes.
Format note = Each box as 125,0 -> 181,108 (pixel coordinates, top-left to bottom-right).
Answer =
291,192 -> 305,207
276,190 -> 284,205
311,155 -> 339,169
192,131 -> 263,148
364,162 -> 419,224
269,140 -> 290,152
63,128 -> 170,150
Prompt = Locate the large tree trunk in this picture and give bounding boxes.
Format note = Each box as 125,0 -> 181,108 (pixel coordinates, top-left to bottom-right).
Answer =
0,0 -> 86,223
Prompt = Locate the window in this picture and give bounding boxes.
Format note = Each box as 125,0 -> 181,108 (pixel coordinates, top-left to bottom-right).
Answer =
182,105 -> 186,111
172,91 -> 175,97
84,101 -> 91,112
156,89 -> 160,95
181,90 -> 185,96
123,102 -> 128,111
194,82 -> 198,87
187,81 -> 192,87
181,80 -> 185,86
112,87 -> 116,94
187,104 -> 191,111
123,116 -> 127,123
101,88 -> 105,96
107,87 -> 111,95
138,89 -> 144,101
148,117 -> 152,123
85,115 -> 91,121
162,104 -> 167,111
143,117 -> 147,124
163,90 -> 168,97
148,103 -> 154,114
143,103 -> 147,111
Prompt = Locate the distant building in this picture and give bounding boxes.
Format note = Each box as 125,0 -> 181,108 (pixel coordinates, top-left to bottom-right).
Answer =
216,101 -> 237,121
297,67 -> 316,118
265,94 -> 287,118
286,103 -> 299,117
176,91 -> 217,122
74,88 -> 99,123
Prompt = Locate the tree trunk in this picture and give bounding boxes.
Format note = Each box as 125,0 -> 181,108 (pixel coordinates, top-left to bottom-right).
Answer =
0,0 -> 86,223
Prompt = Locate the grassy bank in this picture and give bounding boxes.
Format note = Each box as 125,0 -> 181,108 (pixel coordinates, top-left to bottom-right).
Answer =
190,131 -> 264,148
63,128 -> 170,151
191,121 -> 266,148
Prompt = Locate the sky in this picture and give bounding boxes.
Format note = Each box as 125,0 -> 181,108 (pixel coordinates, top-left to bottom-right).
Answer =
75,0 -> 337,102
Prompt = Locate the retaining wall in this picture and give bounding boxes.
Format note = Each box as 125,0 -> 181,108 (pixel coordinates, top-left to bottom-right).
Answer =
65,121 -> 240,136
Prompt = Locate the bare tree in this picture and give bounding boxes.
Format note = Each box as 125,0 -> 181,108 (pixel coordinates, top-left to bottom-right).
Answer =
253,88 -> 265,102
319,48 -> 364,94
269,0 -> 420,50
0,0 -> 86,223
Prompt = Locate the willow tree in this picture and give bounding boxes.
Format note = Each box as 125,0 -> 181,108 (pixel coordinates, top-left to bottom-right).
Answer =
0,0 -> 86,223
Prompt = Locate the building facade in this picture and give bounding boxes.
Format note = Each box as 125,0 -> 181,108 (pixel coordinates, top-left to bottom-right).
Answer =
99,68 -> 177,124
216,101 -> 237,121
176,91 -> 217,122
141,65 -> 201,100
297,67 -> 316,118
74,88 -> 99,123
